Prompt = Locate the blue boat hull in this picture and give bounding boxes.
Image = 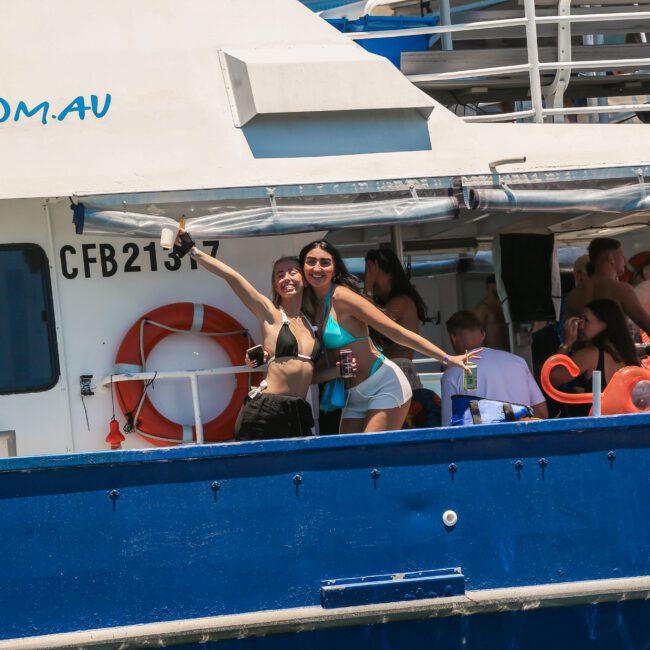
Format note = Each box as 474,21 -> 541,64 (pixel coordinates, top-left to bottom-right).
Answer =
0,414 -> 649,646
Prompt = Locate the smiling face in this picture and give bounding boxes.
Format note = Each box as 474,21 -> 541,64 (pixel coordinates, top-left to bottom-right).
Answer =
579,308 -> 606,341
272,258 -> 304,304
303,247 -> 335,289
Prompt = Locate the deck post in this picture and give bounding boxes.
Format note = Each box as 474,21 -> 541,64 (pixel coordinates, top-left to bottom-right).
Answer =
189,373 -> 204,444
523,0 -> 545,123
439,0 -> 453,51
592,370 -> 602,416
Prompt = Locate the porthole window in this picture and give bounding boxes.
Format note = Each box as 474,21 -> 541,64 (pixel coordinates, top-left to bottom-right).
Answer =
0,244 -> 60,393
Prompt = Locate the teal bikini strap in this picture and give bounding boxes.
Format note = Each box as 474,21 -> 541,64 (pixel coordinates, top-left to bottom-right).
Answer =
370,354 -> 385,375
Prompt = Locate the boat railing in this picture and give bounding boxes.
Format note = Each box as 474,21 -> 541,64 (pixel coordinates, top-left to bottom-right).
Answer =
100,360 -> 446,444
100,366 -> 254,444
101,362 -> 605,442
344,0 -> 650,123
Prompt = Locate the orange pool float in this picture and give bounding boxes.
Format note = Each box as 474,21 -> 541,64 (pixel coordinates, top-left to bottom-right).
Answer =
541,354 -> 650,415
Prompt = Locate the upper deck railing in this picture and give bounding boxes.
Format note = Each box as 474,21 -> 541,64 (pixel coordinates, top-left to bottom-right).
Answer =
344,0 -> 650,123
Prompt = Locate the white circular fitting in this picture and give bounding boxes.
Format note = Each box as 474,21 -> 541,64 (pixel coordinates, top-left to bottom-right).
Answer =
442,510 -> 458,527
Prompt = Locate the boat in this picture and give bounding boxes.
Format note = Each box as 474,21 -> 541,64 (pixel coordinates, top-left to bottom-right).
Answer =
1,0 -> 650,647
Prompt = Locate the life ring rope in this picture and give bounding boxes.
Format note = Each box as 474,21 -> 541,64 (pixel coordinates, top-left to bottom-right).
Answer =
114,303 -> 254,446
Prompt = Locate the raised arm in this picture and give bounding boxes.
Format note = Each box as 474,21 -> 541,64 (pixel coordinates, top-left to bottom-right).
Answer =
187,241 -> 275,322
335,287 -> 479,371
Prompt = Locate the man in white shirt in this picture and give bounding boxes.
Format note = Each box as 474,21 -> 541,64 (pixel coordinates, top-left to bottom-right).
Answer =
441,310 -> 548,426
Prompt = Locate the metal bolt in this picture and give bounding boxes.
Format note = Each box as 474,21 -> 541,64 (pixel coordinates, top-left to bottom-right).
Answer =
538,458 -> 548,468
448,463 -> 457,474
293,474 -> 302,485
109,489 -> 119,499
211,481 -> 221,491
514,460 -> 524,470
607,451 -> 616,461
370,469 -> 381,479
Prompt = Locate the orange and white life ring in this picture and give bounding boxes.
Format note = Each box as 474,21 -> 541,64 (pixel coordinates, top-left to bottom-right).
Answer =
114,302 -> 252,446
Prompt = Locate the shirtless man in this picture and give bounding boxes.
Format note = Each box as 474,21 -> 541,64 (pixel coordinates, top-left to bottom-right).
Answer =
474,274 -> 509,351
564,237 -> 650,334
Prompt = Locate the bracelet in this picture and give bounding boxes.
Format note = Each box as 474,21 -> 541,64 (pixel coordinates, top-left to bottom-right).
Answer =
442,354 -> 449,365
189,247 -> 199,258
558,343 -> 571,353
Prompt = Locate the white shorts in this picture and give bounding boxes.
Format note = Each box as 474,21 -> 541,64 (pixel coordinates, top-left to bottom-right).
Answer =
341,358 -> 413,420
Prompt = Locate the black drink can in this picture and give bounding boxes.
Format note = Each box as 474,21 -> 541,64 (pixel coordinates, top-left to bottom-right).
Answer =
339,349 -> 355,378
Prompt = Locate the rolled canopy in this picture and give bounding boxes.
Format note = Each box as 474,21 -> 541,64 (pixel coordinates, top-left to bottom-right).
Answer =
74,195 -> 459,239
465,183 -> 650,214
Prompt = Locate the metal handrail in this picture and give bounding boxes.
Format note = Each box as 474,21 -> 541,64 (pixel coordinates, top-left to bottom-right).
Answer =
344,2 -> 650,124
464,104 -> 650,121
345,11 -> 650,39
100,365 -> 255,445
409,59 -> 650,82
101,359 -> 447,444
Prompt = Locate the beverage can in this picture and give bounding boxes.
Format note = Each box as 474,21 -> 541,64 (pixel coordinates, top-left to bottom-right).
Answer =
463,363 -> 478,391
339,349 -> 355,378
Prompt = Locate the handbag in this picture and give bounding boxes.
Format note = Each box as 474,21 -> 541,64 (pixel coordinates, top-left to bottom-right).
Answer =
321,377 -> 346,413
450,395 -> 533,426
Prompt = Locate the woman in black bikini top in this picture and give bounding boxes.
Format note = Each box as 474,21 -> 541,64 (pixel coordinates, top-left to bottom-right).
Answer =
174,230 -> 338,441
267,307 -> 321,365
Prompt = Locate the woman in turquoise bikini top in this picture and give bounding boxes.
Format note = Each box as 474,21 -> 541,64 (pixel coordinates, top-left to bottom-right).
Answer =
299,240 -> 480,434
321,285 -> 385,377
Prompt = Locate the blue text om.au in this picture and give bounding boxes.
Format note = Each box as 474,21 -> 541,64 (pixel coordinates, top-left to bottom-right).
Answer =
0,94 -> 111,125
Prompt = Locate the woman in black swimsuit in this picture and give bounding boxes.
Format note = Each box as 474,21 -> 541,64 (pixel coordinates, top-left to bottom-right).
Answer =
550,298 -> 640,416
175,231 -> 343,440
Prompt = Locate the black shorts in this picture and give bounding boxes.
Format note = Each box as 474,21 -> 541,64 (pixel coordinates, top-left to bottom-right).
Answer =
234,394 -> 315,441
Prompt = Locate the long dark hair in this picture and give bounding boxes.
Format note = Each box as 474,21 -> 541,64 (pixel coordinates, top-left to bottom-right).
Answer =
298,240 -> 361,292
586,298 -> 639,366
365,248 -> 429,323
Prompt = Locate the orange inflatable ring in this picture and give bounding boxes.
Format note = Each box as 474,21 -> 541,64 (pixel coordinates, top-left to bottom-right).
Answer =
115,302 -> 251,446
541,353 -> 650,415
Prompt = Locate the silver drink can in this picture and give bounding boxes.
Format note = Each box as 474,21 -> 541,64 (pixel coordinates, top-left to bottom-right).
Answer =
463,363 -> 478,391
339,349 -> 355,378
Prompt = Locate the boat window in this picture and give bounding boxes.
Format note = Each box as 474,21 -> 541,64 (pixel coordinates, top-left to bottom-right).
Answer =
0,244 -> 60,393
